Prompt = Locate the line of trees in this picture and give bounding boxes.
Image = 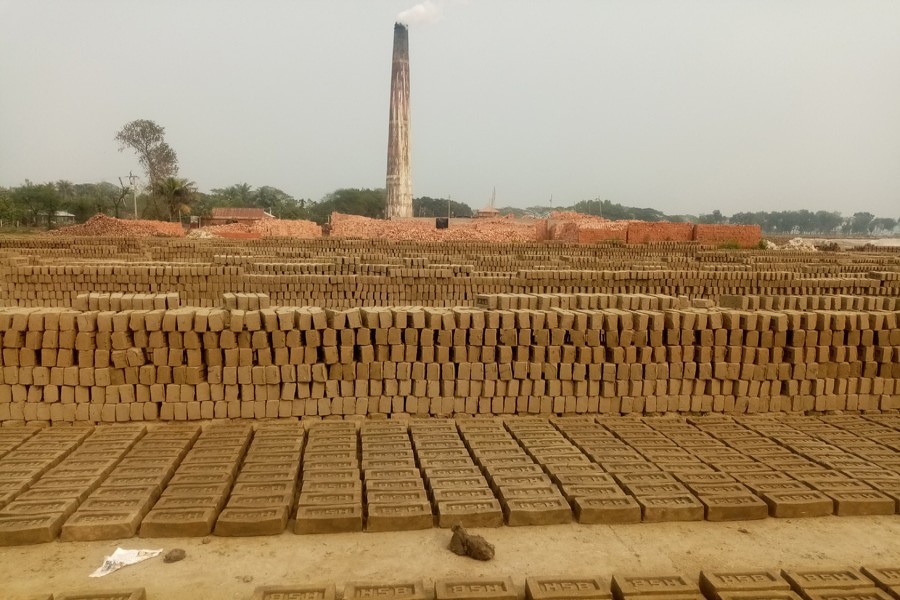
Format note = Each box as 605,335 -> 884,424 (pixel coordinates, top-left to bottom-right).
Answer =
699,209 -> 898,235
2,115 -> 896,235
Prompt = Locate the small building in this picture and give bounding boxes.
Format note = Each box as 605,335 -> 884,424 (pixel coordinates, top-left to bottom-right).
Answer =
207,207 -> 273,226
475,207 -> 500,219
52,211 -> 76,226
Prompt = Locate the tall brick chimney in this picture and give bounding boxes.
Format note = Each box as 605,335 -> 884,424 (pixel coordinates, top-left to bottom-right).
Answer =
385,22 -> 412,220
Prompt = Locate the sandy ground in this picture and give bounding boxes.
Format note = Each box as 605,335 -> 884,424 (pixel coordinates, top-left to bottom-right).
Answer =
4,516 -> 900,600
799,237 -> 900,249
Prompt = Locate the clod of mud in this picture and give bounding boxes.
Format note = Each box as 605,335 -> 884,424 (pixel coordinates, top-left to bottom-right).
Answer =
448,524 -> 495,561
164,548 -> 186,563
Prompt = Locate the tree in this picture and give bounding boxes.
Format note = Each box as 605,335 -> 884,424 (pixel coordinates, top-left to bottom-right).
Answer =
111,180 -> 131,219
308,188 -> 386,224
152,177 -> 197,221
870,217 -> 897,234
115,120 -> 178,186
848,212 -> 875,235
11,182 -> 60,229
413,196 -> 473,218
814,210 -> 843,234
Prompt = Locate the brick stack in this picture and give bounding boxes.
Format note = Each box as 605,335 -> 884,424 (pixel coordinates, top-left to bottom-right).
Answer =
214,421 -> 302,536
0,297 -> 898,424
60,424 -> 197,541
457,419 -> 571,526
410,419 -> 504,528
360,421 -> 432,531
138,423 -> 250,537
294,421 -> 362,533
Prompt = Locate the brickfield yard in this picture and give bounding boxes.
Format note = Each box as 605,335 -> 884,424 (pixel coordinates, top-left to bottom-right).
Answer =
0,234 -> 898,600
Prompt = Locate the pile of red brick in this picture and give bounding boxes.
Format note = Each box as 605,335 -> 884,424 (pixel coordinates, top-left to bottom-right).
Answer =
199,218 -> 321,239
694,224 -> 762,247
329,213 -> 536,242
48,214 -> 185,238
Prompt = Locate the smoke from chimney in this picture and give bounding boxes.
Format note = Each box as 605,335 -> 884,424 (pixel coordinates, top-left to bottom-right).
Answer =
385,22 -> 412,220
397,0 -> 443,25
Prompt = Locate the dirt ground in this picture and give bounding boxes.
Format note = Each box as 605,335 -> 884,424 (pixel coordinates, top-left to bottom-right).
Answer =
4,516 -> 899,600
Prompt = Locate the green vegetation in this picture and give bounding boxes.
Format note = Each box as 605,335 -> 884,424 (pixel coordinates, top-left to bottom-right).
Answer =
704,209 -> 897,235
3,132 -> 898,238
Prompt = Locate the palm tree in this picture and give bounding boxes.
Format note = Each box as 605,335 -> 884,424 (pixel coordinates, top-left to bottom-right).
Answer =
152,177 -> 197,222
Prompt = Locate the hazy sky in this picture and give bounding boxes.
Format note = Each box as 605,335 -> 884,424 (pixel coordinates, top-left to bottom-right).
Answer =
1,0 -> 899,216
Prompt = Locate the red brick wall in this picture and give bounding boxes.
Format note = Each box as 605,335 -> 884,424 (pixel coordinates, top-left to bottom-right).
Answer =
693,224 -> 761,248
578,225 -> 628,243
626,222 -> 694,243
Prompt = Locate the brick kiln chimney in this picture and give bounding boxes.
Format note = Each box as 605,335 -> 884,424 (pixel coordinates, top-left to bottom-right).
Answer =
385,22 -> 412,220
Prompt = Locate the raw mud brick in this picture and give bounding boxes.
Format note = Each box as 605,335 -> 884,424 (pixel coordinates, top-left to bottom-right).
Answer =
803,590 -> 894,600
226,493 -> 296,509
687,483 -> 752,496
432,488 -> 498,502
301,480 -> 363,494
344,581 -> 428,600
298,491 -> 363,506
78,495 -> 156,515
573,496 -> 642,524
367,490 -> 430,504
717,593 -> 803,600
366,501 -> 433,531
782,569 -> 873,594
363,468 -> 422,481
553,472 -> 617,486
214,506 -> 289,536
746,482 -> 813,496
763,492 -> 834,518
60,509 -> 144,541
153,494 -> 227,511
435,578 -> 517,600
302,469 -> 360,482
504,496 -> 572,526
498,485 -> 562,503
2,498 -> 81,520
139,507 -> 218,537
637,494 -> 704,522
250,583 -> 336,600
700,571 -> 791,599
364,479 -> 426,494
55,590 -> 146,600
232,481 -> 297,497
561,484 -> 628,502
612,574 -> 699,600
492,464 -> 548,478
426,467 -> 485,482
429,476 -> 489,491
826,491 -> 895,516
526,577 -> 612,600
860,568 -> 900,597
437,499 -> 504,528
0,513 -> 67,545
616,473 -> 679,487
700,495 -> 768,521
17,485 -> 93,505
294,504 -> 363,534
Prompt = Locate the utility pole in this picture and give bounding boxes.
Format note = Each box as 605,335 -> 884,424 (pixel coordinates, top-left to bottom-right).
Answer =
127,171 -> 139,219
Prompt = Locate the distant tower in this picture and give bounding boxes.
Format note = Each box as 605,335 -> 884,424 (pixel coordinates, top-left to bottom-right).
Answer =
385,22 -> 412,219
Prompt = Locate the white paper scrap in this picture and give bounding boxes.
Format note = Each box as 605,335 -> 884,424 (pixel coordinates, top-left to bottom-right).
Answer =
90,547 -> 163,578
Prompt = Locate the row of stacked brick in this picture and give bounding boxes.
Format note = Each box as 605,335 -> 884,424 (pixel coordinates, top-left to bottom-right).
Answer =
0,299 -> 898,424
4,262 -> 899,308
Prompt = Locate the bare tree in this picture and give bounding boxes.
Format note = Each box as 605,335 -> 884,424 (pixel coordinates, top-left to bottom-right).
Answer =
115,120 -> 178,187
